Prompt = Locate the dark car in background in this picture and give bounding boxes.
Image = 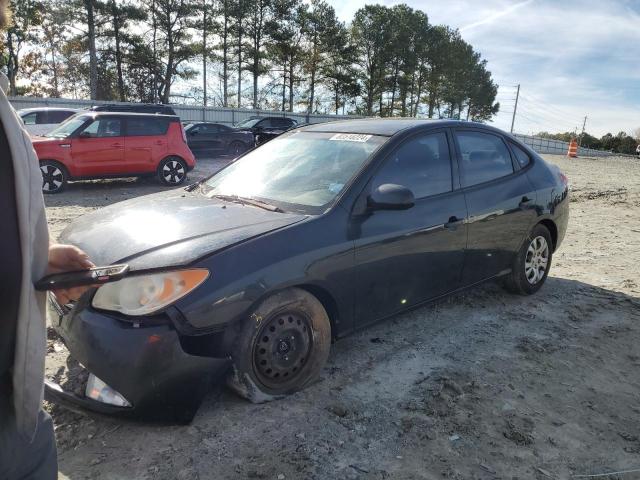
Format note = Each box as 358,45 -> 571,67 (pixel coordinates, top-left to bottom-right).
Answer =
45,119 -> 569,422
184,122 -> 254,157
91,104 -> 177,116
235,116 -> 298,145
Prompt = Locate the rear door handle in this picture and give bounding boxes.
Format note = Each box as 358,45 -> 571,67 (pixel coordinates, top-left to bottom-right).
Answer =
444,216 -> 463,230
111,143 -> 123,148
155,141 -> 165,145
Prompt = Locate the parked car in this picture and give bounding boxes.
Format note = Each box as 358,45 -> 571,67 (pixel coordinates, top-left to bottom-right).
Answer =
91,103 -> 177,116
184,122 -> 254,156
17,107 -> 80,136
32,112 -> 195,193
234,116 -> 298,145
636,144 -> 640,158
44,119 -> 569,422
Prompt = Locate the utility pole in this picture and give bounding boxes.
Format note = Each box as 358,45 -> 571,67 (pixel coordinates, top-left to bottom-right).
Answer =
578,116 -> 587,146
510,84 -> 520,133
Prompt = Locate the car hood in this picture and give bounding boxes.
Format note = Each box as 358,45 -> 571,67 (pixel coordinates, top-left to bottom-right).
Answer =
59,190 -> 307,270
31,136 -> 66,145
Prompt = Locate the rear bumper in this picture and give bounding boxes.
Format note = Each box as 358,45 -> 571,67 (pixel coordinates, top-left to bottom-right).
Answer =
46,294 -> 230,423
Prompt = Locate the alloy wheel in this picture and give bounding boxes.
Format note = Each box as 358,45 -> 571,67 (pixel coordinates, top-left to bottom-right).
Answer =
524,235 -> 549,285
162,159 -> 185,184
252,312 -> 313,388
41,164 -> 64,192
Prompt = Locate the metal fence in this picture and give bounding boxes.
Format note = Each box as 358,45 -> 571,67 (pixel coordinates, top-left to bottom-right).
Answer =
7,96 -> 357,126
512,133 -> 615,158
8,96 -> 620,157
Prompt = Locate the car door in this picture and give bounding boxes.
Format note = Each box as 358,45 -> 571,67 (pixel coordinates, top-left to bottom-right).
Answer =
452,128 -> 538,285
71,117 -> 125,176
199,124 -> 225,152
352,129 -> 468,326
124,117 -> 169,172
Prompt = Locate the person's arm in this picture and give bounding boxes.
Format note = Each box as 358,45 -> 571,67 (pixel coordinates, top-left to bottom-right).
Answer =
48,243 -> 95,304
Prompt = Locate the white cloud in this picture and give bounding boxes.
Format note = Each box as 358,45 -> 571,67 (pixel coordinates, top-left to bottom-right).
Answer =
325,0 -> 640,136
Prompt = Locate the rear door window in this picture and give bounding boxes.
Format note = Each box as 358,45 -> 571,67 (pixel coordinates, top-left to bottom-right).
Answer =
455,131 -> 514,187
126,118 -> 170,136
373,132 -> 453,199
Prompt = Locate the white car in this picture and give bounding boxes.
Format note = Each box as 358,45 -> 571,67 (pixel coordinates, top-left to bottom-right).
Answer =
17,107 -> 80,136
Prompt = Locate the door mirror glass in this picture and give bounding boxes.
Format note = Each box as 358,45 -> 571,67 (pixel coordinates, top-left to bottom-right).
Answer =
368,184 -> 415,210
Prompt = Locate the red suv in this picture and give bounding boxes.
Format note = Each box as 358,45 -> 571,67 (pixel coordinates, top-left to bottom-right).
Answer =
32,112 -> 196,193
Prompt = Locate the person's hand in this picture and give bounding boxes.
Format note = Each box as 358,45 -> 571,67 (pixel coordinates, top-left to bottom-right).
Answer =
48,244 -> 95,304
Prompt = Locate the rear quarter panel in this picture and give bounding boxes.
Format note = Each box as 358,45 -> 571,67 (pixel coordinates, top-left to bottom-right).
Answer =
525,154 -> 570,249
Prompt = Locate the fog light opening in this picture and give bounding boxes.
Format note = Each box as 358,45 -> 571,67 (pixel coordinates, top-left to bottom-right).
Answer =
85,374 -> 132,407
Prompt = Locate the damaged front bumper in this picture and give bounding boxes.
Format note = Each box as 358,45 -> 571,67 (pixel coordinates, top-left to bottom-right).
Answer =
45,294 -> 230,423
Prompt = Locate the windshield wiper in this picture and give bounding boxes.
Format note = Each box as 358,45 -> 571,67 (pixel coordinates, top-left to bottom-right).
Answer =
184,178 -> 206,192
211,194 -> 284,213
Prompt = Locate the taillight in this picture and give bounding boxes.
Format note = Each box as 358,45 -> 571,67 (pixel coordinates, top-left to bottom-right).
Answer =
559,172 -> 569,186
180,124 -> 187,143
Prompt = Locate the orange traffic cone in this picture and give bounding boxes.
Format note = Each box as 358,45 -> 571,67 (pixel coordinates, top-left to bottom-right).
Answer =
567,139 -> 578,158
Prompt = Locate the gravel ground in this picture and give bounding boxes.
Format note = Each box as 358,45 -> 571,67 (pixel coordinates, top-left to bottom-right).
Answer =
43,154 -> 640,480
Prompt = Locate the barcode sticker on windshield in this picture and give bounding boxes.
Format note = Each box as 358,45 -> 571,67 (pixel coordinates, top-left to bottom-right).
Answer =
329,133 -> 372,142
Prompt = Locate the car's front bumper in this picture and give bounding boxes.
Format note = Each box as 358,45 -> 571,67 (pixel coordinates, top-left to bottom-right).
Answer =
45,294 -> 230,423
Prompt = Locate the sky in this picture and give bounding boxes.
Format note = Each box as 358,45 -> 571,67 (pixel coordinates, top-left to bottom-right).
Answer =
323,0 -> 640,137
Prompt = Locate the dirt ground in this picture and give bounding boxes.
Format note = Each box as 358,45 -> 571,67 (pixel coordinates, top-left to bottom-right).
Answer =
43,153 -> 640,480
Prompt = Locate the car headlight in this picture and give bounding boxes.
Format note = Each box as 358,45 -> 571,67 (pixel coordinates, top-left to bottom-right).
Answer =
92,269 -> 209,316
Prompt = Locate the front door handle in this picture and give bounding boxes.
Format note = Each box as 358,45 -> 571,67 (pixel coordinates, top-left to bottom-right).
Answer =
444,216 -> 463,230
111,143 -> 123,148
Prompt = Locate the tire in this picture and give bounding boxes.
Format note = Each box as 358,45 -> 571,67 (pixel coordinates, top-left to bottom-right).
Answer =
228,141 -> 247,156
40,160 -> 68,194
227,288 -> 331,403
502,223 -> 553,295
157,156 -> 188,186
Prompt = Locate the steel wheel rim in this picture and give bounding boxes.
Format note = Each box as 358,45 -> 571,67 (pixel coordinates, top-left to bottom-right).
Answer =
252,311 -> 313,387
524,235 -> 549,285
162,160 -> 185,184
41,165 -> 63,191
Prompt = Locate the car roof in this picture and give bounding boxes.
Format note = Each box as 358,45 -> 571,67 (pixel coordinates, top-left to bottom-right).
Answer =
18,107 -> 80,113
299,118 -> 495,136
76,112 -> 180,120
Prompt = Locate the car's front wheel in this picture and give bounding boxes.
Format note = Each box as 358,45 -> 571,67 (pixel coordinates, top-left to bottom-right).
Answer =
228,141 -> 247,156
502,223 -> 553,295
227,288 -> 331,402
157,156 -> 187,186
40,160 -> 68,194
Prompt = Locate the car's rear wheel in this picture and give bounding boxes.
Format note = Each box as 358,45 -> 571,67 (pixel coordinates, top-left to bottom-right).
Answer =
502,223 -> 553,295
40,160 -> 68,194
157,156 -> 187,186
227,288 -> 331,402
228,141 -> 247,156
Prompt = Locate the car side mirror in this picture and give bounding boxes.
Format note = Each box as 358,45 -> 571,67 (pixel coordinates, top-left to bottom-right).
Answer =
367,184 -> 415,211
78,131 -> 92,139
189,130 -> 197,136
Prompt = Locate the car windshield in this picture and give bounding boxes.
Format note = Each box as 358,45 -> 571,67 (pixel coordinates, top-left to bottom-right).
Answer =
202,131 -> 387,213
235,118 -> 261,128
45,115 -> 88,138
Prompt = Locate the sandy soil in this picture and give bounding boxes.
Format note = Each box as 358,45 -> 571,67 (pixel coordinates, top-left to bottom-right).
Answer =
43,154 -> 640,480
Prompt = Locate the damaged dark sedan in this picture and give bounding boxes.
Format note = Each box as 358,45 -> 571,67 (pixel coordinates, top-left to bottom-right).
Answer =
46,119 -> 569,422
